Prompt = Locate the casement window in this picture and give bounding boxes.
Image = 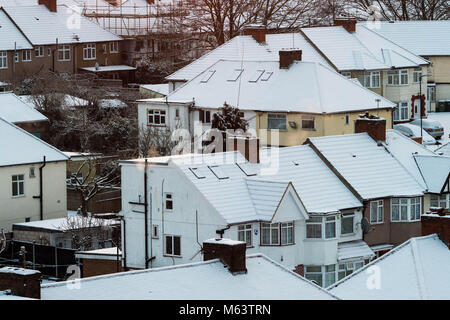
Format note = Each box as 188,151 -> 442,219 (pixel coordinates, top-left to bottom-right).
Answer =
430,194 -> 449,209
12,174 -> 25,197
109,41 -> 119,53
164,235 -> 181,257
22,50 -> 32,62
341,213 -> 355,235
362,71 -> 380,88
164,193 -> 173,211
413,67 -> 423,83
261,223 -> 280,245
370,200 -> 384,223
338,261 -> 364,281
281,222 -> 294,245
238,224 -> 252,247
341,71 -> 351,79
388,69 -> 408,85
152,225 -> 159,239
147,109 -> 166,126
199,110 -> 211,123
393,102 -> 409,121
301,115 -> 315,130
391,198 -> 421,222
34,46 -> 44,57
306,216 -> 336,239
58,45 -> 71,61
14,53 -> 19,63
0,51 -> 7,69
267,113 -> 287,130
83,43 -> 96,60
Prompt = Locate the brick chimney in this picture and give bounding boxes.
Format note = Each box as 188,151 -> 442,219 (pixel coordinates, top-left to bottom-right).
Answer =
355,112 -> 386,142
279,49 -> 302,69
0,267 -> 41,299
203,238 -> 247,274
38,0 -> 57,12
334,19 -> 357,33
226,135 -> 260,163
242,24 -> 266,44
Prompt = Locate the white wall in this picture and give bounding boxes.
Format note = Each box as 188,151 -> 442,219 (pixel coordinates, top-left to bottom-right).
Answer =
0,161 -> 67,232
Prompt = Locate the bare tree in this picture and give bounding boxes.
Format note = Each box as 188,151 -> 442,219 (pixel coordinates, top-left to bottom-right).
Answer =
138,121 -> 184,157
67,157 -> 120,217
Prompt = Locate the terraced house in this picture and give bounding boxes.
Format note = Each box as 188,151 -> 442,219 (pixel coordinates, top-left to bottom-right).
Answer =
301,19 -> 430,124
0,0 -> 135,85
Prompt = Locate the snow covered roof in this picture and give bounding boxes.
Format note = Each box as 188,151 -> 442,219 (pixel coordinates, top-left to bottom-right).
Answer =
0,8 -> 32,51
41,254 -> 338,300
367,21 -> 450,57
414,155 -> 450,194
436,142 -> 450,157
308,133 -> 424,200
166,33 -> 332,81
0,117 -> 68,167
156,60 -> 395,114
302,25 -> 428,71
0,266 -> 40,276
140,83 -> 169,96
75,247 -> 121,260
337,240 -> 375,262
0,93 -> 48,124
13,216 -> 119,232
80,65 -> 136,72
123,146 -> 362,224
329,234 -> 450,300
384,130 -> 436,189
1,4 -> 122,45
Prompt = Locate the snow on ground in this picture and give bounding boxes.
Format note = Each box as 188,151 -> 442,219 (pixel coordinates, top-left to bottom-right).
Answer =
428,112 -> 450,151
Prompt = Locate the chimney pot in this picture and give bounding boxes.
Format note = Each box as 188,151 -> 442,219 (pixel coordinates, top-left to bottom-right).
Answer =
226,135 -> 260,163
203,239 -> 247,274
242,24 -> 266,43
355,113 -> 386,142
334,19 -> 357,33
279,49 -> 302,69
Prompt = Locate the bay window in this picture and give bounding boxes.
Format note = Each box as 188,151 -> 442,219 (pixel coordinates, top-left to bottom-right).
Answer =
238,224 -> 252,247
306,216 -> 336,239
391,197 -> 421,222
430,194 -> 449,209
268,113 -> 287,130
370,200 -> 384,223
305,263 -> 365,287
337,261 -> 364,281
261,222 -> 294,246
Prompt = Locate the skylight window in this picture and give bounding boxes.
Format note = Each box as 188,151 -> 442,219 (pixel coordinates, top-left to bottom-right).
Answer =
249,70 -> 265,83
208,166 -> 229,180
236,163 -> 258,176
189,167 -> 206,179
227,69 -> 244,82
200,70 -> 216,83
260,71 -> 273,81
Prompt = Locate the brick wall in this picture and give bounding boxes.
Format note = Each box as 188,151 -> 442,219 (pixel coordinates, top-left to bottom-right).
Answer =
422,215 -> 450,246
81,258 -> 122,278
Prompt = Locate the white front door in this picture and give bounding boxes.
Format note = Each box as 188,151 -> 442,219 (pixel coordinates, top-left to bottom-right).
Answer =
413,98 -> 421,120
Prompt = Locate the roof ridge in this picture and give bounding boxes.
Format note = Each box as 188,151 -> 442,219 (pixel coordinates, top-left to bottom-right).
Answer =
410,238 -> 428,299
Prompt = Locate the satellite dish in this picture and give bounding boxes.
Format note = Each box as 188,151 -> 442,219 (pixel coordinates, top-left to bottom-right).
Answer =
361,217 -> 372,234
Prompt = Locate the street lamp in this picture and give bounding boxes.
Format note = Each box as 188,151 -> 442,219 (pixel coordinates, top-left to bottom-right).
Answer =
418,74 -> 430,140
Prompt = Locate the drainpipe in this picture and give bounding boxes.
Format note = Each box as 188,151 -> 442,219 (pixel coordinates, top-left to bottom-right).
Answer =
33,156 -> 46,221
122,218 -> 127,270
144,159 -> 149,269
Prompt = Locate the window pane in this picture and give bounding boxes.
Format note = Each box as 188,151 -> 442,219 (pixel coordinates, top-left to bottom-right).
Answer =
271,227 -> 279,245
307,224 -> 321,239
262,227 -> 270,245
401,206 -> 408,221
305,273 -> 323,287
173,236 -> 181,256
165,236 -> 172,255
392,203 -> 399,221
341,216 -> 354,234
325,221 -> 335,238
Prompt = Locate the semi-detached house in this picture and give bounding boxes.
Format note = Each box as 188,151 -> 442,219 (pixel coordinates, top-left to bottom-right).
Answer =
0,0 -> 135,85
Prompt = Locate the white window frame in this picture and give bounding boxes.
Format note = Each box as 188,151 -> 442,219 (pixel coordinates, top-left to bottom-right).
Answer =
109,41 -> 118,53
388,69 -> 408,86
394,102 -> 409,121
267,113 -> 287,131
281,222 -> 294,245
370,200 -> 384,224
430,194 -> 449,209
152,224 -> 159,239
363,71 -> 380,88
164,235 -> 181,257
164,193 -> 173,211
12,174 -> 25,197
22,50 -> 32,62
260,223 -> 280,246
0,51 -> 7,69
413,67 -> 422,83
83,43 -> 96,60
147,109 -> 166,126
306,216 -> 336,240
14,52 -> 19,63
238,224 -> 252,247
34,46 -> 44,57
58,45 -> 71,61
391,197 -> 421,222
341,213 -> 355,235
